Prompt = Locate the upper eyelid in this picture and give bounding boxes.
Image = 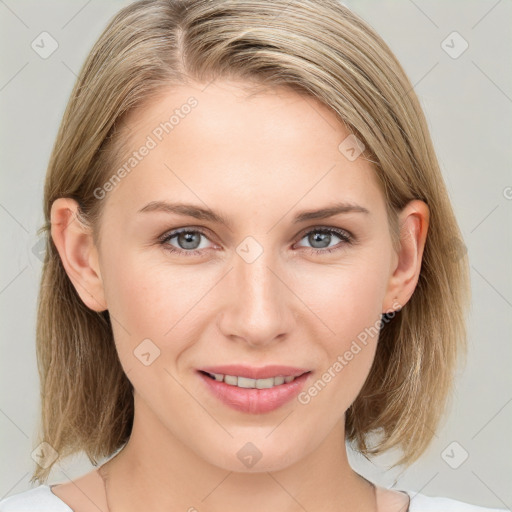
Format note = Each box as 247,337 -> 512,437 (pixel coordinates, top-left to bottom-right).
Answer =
296,225 -> 352,238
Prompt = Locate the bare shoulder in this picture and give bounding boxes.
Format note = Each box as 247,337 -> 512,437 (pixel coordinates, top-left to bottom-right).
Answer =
50,468 -> 108,512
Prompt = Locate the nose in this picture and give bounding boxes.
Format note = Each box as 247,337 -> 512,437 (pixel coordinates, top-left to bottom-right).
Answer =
217,247 -> 296,348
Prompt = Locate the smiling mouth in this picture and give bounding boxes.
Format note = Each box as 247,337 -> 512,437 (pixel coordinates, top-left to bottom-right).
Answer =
199,370 -> 310,389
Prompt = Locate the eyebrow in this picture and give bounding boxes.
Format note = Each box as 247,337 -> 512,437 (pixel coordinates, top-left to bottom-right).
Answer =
137,200 -> 370,228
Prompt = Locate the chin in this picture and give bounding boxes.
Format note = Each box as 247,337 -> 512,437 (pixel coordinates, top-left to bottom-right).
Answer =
196,435 -> 308,474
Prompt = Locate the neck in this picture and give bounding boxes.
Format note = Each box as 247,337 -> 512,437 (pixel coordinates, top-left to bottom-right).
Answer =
99,394 -> 376,512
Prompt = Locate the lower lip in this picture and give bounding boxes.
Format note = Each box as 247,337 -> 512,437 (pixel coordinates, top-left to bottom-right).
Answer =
198,371 -> 311,414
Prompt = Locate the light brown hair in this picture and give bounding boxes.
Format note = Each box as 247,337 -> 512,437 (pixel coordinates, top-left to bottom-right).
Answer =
32,0 -> 471,484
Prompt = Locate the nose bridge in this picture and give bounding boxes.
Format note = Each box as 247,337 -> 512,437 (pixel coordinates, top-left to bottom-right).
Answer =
219,237 -> 292,345
239,250 -> 279,308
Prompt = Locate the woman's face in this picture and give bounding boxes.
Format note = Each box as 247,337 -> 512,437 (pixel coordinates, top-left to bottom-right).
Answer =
90,80 -> 403,471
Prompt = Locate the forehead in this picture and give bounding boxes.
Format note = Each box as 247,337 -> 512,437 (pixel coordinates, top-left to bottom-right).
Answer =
102,80 -> 384,219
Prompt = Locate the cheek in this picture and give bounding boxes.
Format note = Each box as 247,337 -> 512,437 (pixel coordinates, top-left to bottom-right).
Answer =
295,250 -> 389,340
106,263 -> 165,335
100,250 -> 186,361
101,248 -> 218,377
294,255 -> 388,408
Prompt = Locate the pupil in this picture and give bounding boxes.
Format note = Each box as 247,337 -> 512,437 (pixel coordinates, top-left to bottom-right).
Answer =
179,232 -> 200,249
310,232 -> 330,248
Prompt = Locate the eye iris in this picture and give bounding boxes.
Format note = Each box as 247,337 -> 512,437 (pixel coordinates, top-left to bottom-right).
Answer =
178,231 -> 201,250
309,231 -> 331,249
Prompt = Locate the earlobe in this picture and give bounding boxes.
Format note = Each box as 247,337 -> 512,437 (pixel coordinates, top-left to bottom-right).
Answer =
50,198 -> 107,312
382,199 -> 429,314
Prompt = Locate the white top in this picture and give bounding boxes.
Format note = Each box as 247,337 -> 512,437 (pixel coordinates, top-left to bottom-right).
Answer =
0,485 -> 508,511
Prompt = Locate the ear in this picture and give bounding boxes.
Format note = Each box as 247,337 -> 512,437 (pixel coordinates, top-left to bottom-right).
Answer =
50,198 -> 107,312
382,199 -> 429,314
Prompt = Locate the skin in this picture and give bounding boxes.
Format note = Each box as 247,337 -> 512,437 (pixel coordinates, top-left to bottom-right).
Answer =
50,80 -> 428,512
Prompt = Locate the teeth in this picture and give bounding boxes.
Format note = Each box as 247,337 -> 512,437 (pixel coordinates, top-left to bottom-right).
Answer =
207,372 -> 300,388
273,376 -> 285,386
224,374 -> 238,386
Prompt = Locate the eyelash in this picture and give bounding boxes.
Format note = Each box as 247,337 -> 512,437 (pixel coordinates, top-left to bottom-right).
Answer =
158,226 -> 354,257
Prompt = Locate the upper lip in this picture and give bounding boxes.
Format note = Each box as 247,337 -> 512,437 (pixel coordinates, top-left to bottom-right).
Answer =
198,365 -> 311,380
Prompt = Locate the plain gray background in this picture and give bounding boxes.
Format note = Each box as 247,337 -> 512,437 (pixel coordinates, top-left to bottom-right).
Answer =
1,0 -> 511,508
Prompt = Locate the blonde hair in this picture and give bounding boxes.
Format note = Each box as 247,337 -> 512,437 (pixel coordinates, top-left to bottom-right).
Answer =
32,0 -> 471,484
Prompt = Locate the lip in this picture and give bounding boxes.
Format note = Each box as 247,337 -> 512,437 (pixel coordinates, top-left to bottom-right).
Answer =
197,369 -> 312,414
198,364 -> 310,380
